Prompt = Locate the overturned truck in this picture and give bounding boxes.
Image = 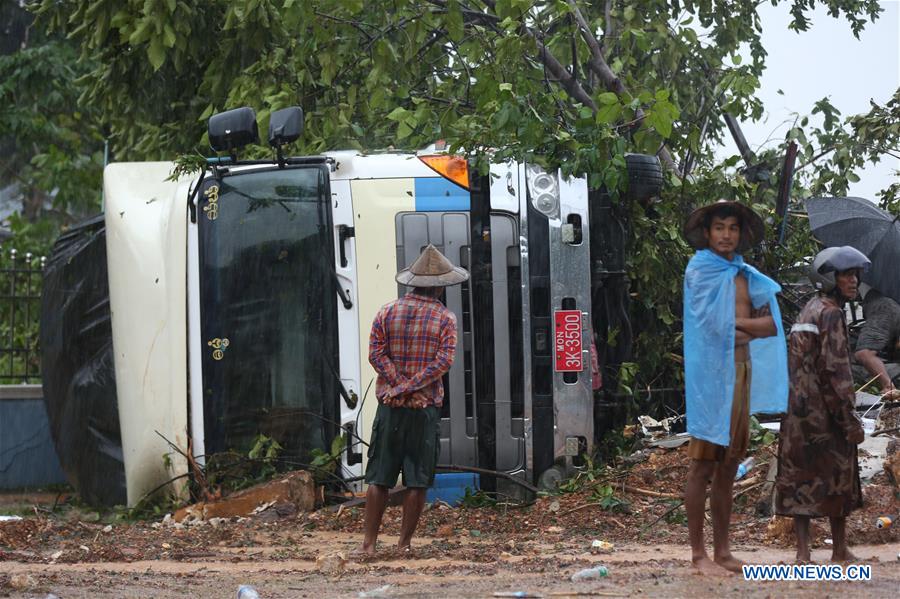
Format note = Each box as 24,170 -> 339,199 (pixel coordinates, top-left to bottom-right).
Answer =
42,107 -> 662,506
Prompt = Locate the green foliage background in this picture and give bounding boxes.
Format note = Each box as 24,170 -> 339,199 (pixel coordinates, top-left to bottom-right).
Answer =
2,0 -> 897,401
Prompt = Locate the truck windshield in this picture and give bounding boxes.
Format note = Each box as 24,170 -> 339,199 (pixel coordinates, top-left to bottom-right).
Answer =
197,165 -> 338,465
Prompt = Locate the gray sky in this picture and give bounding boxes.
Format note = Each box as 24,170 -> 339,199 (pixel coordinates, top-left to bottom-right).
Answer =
729,0 -> 899,201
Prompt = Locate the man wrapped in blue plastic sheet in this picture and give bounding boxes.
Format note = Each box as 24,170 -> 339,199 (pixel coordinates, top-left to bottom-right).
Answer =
680,200 -> 788,575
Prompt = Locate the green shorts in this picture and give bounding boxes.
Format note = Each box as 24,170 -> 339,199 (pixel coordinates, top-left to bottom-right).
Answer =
364,402 -> 441,489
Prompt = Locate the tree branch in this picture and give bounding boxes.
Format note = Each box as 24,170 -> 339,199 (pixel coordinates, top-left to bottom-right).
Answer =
534,37 -> 597,109
568,0 -> 681,176
604,0 -> 616,51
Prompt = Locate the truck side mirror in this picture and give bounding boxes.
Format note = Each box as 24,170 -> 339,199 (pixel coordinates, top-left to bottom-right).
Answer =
268,107 -> 304,148
208,107 -> 259,158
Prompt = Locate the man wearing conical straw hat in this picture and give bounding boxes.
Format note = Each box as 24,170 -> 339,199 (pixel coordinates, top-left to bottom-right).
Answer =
681,200 -> 788,574
358,245 -> 468,557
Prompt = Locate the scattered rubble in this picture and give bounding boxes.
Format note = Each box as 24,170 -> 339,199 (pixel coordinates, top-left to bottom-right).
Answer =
590,539 -> 614,554
886,450 -> 900,493
0,440 -> 896,573
173,470 -> 317,522
315,551 -> 347,577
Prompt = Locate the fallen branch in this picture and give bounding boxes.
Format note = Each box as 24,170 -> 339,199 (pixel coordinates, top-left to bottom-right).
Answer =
623,485 -> 682,499
558,501 -> 603,517
640,499 -> 684,534
734,481 -> 766,501
735,473 -> 762,489
436,464 -> 540,494
873,426 -> 900,437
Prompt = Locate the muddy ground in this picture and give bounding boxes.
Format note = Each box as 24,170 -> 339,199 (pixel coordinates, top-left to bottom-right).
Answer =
2,445 -> 898,598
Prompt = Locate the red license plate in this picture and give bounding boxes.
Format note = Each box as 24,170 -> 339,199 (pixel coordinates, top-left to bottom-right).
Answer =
554,309 -> 583,372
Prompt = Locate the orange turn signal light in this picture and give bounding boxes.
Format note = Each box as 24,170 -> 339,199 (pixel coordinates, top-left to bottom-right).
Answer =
418,154 -> 469,190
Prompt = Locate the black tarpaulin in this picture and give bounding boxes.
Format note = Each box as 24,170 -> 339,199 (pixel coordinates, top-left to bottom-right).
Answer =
40,215 -> 125,506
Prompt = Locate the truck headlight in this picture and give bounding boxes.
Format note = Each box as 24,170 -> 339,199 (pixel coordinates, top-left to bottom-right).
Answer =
526,164 -> 560,219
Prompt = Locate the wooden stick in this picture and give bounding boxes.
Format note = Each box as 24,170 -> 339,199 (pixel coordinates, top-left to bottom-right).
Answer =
856,373 -> 882,394
623,485 -> 682,499
873,426 -> 900,437
735,473 -> 762,489
558,502 -> 602,517
734,481 -> 765,500
640,499 -> 684,534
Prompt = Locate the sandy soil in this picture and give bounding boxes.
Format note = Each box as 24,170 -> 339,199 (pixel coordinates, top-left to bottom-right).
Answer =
2,444 -> 897,598
2,532 -> 898,598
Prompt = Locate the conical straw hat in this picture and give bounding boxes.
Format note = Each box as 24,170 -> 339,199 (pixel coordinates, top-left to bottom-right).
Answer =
682,199 -> 765,253
395,244 -> 469,287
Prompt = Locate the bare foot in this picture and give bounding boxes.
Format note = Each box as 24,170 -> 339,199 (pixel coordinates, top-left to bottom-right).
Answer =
349,545 -> 376,561
714,553 -> 744,573
692,555 -> 727,576
831,549 -> 858,563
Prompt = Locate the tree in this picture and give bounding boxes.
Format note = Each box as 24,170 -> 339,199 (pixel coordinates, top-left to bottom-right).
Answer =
0,0 -> 105,254
32,0 -> 896,408
788,91 -> 900,211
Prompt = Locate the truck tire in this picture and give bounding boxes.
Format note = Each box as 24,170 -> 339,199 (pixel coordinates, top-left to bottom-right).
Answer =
625,153 -> 663,201
537,464 -> 567,490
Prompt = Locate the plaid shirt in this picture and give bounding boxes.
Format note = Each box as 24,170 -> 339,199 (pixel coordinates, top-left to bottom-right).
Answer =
369,292 -> 458,408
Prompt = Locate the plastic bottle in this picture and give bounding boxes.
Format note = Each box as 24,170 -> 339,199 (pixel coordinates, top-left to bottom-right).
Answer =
875,516 -> 894,529
734,457 -> 755,480
237,585 -> 261,599
571,565 -> 609,581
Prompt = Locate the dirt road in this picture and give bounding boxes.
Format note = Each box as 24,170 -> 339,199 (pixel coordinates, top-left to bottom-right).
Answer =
3,445 -> 897,597
3,529 -> 899,598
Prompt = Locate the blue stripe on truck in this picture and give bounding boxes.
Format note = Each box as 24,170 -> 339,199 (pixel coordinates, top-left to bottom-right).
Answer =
414,177 -> 470,211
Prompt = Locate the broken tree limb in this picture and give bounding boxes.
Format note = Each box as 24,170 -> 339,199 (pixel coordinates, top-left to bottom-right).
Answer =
623,485 -> 681,499
723,113 -> 756,166
734,480 -> 766,501
558,501 -> 604,517
874,426 -> 900,437
640,499 -> 684,534
436,464 -> 540,494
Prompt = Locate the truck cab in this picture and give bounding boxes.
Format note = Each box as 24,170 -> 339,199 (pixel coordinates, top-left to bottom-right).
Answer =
96,107 -> 646,505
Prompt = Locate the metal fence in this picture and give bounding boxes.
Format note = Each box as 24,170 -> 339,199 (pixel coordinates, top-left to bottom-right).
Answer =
0,248 -> 44,384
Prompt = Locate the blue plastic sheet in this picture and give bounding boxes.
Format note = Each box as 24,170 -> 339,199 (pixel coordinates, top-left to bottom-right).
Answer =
683,250 -> 788,446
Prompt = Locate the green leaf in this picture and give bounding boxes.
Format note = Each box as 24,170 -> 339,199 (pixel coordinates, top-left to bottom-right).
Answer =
598,92 -> 618,105
386,106 -> 410,121
147,36 -> 166,70
596,102 -> 622,124
162,23 -> 176,48
397,120 -> 413,139
447,0 -> 464,41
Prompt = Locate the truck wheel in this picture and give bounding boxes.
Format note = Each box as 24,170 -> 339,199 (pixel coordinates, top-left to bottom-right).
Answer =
625,153 -> 663,201
537,464 -> 567,490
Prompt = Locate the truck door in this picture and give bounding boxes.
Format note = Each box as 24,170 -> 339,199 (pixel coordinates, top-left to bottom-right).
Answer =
188,164 -> 342,467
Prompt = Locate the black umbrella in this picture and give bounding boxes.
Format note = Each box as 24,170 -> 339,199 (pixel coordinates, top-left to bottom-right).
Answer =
805,196 -> 900,303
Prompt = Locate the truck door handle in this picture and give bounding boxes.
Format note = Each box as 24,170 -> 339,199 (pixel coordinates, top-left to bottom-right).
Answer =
338,225 -> 355,268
